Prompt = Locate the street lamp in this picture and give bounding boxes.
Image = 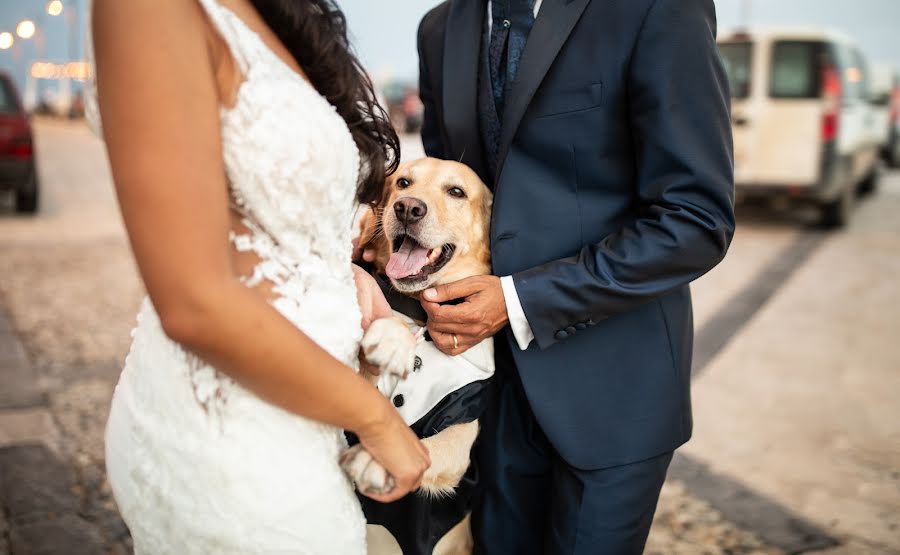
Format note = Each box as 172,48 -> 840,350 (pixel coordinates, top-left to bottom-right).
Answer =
16,20 -> 36,40
0,32 -> 13,50
47,1 -> 64,16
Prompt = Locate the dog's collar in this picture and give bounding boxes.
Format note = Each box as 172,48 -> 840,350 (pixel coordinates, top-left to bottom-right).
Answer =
373,272 -> 429,324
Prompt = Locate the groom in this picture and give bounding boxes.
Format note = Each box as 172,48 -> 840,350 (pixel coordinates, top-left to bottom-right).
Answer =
415,0 -> 734,553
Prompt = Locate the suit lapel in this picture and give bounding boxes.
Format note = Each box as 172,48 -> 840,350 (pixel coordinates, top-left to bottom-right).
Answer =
442,0 -> 487,179
495,0 -> 592,184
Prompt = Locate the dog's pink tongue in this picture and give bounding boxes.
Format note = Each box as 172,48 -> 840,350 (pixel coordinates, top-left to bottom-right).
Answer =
386,237 -> 430,279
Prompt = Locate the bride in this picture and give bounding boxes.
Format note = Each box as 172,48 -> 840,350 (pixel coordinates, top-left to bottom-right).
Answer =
91,0 -> 429,551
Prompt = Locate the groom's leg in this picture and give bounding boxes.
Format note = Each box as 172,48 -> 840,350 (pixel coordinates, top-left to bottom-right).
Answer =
545,451 -> 674,555
471,339 -> 554,555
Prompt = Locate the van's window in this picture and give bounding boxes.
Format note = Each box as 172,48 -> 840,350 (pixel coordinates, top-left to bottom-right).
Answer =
847,48 -> 870,100
719,42 -> 752,99
770,41 -> 822,99
0,80 -> 17,113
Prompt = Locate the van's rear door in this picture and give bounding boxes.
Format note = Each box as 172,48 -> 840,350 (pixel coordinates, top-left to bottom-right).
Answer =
754,40 -> 826,187
721,38 -> 826,188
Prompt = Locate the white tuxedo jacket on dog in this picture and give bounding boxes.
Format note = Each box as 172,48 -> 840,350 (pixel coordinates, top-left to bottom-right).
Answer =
376,311 -> 495,427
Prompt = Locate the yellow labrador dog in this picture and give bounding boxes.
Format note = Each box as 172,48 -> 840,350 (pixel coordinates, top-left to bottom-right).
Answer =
342,158 -> 493,555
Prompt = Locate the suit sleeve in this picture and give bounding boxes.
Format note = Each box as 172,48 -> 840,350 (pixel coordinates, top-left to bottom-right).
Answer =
417,12 -> 444,158
512,0 -> 735,350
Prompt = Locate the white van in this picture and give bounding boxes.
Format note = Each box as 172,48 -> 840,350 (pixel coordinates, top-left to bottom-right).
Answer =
718,28 -> 881,227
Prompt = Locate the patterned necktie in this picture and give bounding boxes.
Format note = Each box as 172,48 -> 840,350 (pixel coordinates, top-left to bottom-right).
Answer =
488,0 -> 537,119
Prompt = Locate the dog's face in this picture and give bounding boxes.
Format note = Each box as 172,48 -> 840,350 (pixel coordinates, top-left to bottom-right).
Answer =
359,158 -> 492,294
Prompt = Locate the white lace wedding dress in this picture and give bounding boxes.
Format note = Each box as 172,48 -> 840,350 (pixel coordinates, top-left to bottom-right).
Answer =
96,0 -> 368,552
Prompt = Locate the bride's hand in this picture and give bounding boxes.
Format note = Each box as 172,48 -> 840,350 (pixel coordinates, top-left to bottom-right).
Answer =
353,264 -> 392,376
349,404 -> 431,503
353,264 -> 391,332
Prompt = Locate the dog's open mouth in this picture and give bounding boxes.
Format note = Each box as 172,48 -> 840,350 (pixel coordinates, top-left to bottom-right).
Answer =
386,234 -> 455,282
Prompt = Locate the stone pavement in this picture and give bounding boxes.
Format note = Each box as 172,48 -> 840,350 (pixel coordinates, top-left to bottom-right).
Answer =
2,120 -> 900,554
0,305 -> 124,555
683,177 -> 900,553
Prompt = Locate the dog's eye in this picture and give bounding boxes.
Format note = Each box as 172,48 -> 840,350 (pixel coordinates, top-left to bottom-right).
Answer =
447,187 -> 466,198
396,178 -> 411,189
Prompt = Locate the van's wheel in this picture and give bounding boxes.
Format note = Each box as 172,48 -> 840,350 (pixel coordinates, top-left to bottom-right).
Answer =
15,173 -> 39,214
858,169 -> 879,196
819,185 -> 853,229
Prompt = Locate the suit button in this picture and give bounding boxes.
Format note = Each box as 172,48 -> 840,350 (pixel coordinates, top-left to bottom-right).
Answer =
555,330 -> 568,340
413,356 -> 422,371
393,394 -> 405,408
502,19 -> 511,29
565,326 -> 576,335
575,323 -> 587,330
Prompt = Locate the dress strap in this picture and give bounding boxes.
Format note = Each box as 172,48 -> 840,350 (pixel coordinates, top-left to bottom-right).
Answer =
194,0 -> 257,74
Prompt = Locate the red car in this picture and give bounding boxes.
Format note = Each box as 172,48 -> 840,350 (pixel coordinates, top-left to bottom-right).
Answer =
0,71 -> 38,213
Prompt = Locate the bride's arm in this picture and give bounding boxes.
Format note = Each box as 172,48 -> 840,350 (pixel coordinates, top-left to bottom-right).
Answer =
93,0 -> 428,501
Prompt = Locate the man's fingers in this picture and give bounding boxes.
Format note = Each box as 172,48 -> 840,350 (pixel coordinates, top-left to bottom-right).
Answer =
422,277 -> 483,303
430,330 -> 478,355
427,319 -> 484,337
422,300 -> 480,325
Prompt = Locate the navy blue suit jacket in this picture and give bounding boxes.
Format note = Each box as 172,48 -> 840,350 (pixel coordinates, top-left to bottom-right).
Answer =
418,0 -> 735,470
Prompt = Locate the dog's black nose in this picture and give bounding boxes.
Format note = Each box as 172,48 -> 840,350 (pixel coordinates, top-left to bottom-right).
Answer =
394,197 -> 427,225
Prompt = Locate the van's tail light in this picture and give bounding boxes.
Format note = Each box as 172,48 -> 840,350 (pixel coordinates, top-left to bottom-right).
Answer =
821,64 -> 841,141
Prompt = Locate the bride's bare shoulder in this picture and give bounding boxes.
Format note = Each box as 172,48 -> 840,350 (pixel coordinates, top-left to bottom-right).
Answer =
92,0 -> 211,45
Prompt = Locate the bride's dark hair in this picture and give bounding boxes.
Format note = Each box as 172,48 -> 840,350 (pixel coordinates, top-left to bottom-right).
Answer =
250,0 -> 400,205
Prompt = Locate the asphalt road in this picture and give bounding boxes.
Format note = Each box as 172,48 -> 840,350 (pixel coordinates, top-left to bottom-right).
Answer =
0,119 -> 898,554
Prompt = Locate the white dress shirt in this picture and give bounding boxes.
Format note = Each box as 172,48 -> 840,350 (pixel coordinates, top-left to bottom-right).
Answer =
489,0 -> 543,351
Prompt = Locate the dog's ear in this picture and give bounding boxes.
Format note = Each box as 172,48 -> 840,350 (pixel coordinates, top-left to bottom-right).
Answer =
358,205 -> 380,250
358,203 -> 392,273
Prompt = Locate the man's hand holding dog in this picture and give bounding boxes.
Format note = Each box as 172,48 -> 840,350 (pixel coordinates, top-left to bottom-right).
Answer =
422,275 -> 508,355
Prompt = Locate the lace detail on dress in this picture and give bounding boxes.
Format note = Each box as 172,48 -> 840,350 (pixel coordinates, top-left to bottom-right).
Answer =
187,354 -> 234,423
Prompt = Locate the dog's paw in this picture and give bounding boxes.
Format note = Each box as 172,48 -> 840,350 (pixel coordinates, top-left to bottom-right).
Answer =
361,317 -> 417,381
340,444 -> 395,496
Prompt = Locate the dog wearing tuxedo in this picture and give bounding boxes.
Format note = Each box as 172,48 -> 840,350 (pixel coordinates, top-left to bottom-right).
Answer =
343,157 -> 494,555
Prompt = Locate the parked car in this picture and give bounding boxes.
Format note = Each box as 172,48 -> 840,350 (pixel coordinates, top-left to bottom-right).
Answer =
0,71 -> 38,213
869,63 -> 900,167
718,28 -> 881,227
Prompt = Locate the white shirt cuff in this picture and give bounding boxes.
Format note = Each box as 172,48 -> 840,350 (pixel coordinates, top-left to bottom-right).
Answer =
500,275 -> 535,351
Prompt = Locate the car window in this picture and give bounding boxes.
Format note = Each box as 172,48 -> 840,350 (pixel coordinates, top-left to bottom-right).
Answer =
0,79 -> 18,113
719,42 -> 753,99
770,41 -> 822,99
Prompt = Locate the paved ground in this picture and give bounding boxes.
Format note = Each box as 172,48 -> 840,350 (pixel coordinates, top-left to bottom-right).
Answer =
0,119 -> 898,554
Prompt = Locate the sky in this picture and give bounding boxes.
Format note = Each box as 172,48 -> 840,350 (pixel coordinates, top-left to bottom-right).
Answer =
0,0 -> 897,93
0,0 -> 87,98
340,0 -> 900,81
